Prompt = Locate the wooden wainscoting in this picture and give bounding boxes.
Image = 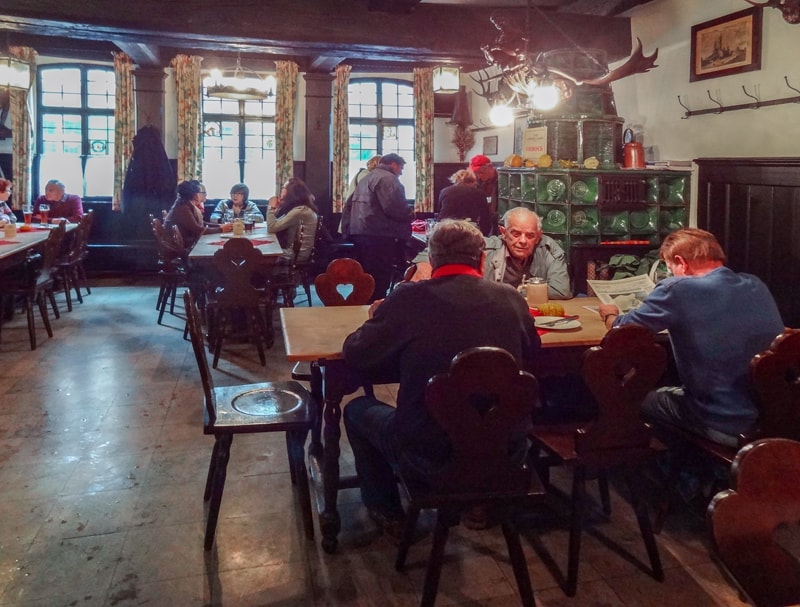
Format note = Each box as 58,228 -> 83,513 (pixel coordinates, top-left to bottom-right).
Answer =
695,157 -> 800,327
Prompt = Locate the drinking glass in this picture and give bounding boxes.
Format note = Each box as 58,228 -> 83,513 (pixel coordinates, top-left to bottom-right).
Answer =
23,205 -> 32,225
39,203 -> 50,224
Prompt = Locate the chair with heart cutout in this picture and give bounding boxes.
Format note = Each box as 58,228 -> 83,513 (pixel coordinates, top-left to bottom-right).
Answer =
313,257 -> 375,307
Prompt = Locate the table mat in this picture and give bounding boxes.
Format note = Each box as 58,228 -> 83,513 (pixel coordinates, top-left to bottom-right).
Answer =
209,238 -> 274,246
0,239 -> 21,245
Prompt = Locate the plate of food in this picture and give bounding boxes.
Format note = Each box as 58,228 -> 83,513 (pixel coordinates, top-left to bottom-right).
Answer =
534,315 -> 582,330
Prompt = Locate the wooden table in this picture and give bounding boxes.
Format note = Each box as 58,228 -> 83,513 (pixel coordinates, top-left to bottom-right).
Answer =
188,225 -> 284,262
280,297 -> 606,552
0,224 -> 77,272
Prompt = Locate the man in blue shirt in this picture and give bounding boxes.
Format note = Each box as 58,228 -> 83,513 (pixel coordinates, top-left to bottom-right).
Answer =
599,228 -> 784,446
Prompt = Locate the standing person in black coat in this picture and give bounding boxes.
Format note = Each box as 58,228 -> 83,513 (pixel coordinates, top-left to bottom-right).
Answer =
437,169 -> 493,236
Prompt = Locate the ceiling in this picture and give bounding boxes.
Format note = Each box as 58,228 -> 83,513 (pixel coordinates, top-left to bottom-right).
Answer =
0,0 -> 656,72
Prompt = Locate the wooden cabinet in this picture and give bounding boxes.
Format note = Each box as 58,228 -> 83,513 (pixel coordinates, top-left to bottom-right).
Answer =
695,157 -> 800,328
497,167 -> 691,258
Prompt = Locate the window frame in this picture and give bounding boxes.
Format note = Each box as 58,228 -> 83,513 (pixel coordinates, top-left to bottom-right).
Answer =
201,79 -> 277,202
35,63 -> 116,202
348,77 -> 415,201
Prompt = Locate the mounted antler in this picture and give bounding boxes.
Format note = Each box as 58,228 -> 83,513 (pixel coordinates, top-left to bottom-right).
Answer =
469,68 -> 507,104
744,0 -> 800,24
547,38 -> 659,87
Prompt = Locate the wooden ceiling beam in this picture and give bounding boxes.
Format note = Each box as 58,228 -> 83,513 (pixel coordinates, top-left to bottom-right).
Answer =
0,1 -> 634,69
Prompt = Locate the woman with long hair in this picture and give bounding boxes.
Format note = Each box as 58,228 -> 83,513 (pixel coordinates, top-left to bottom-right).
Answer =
267,178 -> 319,266
164,180 -> 220,249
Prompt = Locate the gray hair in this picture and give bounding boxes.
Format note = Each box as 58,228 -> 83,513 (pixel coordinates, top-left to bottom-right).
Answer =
502,206 -> 541,231
428,219 -> 485,270
45,179 -> 66,193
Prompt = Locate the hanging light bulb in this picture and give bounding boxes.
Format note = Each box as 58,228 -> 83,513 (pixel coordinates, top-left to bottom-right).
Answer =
489,102 -> 514,127
530,80 -> 560,111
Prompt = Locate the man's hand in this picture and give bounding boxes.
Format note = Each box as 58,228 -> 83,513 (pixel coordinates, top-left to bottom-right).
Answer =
368,299 -> 384,319
598,303 -> 621,328
408,261 -> 432,282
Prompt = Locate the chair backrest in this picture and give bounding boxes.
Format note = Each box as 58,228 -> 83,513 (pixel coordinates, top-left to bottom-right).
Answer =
313,257 -> 375,306
183,289 -> 217,426
212,237 -> 265,306
750,328 -> 800,441
39,222 -> 67,282
423,347 -> 540,494
575,324 -> 667,462
708,438 -> 800,607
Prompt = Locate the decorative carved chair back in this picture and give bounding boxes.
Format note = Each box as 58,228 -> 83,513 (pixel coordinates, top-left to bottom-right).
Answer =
750,328 -> 800,441
575,323 -> 666,465
212,237 -> 265,307
708,437 -> 800,607
423,346 -> 539,494
313,258 -> 375,306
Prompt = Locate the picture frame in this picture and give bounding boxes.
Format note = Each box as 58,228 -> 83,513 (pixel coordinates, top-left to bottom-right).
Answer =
482,135 -> 498,156
690,7 -> 762,82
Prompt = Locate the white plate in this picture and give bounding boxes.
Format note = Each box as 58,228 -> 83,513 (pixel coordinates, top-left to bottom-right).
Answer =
534,315 -> 582,330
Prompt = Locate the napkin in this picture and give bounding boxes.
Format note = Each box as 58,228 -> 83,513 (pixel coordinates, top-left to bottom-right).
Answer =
0,239 -> 20,245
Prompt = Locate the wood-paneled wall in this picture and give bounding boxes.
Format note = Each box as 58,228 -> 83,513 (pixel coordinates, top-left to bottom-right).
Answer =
696,157 -> 800,327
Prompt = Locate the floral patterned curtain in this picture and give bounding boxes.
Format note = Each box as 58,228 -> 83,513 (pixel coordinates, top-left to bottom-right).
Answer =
112,52 -> 135,212
171,54 -> 203,183
275,60 -> 298,194
413,67 -> 434,213
9,46 -> 36,210
331,64 -> 351,213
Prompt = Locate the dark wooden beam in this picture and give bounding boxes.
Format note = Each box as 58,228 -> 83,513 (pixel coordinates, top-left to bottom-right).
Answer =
115,42 -> 161,67
0,0 -> 633,69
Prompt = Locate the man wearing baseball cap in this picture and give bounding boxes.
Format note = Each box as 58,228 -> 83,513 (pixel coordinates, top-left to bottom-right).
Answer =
342,153 -> 414,301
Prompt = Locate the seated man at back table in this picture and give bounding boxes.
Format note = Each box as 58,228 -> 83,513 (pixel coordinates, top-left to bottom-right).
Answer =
33,179 -> 84,223
598,228 -> 784,447
342,219 -> 541,537
414,206 -> 571,299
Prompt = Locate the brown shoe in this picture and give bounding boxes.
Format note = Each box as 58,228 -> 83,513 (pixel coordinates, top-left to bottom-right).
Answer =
368,509 -> 407,543
462,505 -> 492,530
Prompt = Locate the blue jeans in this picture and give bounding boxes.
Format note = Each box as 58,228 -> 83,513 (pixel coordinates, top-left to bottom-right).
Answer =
641,387 -> 740,448
343,396 -> 407,519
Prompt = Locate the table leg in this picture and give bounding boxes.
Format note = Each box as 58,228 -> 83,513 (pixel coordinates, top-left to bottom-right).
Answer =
306,358 -> 349,554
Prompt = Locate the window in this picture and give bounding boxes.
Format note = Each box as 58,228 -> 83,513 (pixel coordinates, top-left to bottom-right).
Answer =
348,78 -> 415,200
37,65 -> 115,199
201,80 -> 277,200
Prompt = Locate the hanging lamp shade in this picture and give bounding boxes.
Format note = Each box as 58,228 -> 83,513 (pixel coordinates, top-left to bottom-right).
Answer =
433,66 -> 460,93
205,53 -> 275,101
0,54 -> 30,90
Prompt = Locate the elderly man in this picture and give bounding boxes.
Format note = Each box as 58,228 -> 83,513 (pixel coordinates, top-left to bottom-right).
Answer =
33,179 -> 84,223
599,228 -> 784,446
342,152 -> 414,301
343,219 -> 540,537
414,206 -> 571,299
484,206 -> 571,299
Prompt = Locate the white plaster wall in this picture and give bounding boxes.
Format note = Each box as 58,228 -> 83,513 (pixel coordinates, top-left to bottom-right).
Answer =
614,0 -> 800,160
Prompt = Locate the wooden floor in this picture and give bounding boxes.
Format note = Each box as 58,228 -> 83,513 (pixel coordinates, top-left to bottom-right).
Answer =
0,279 -> 747,606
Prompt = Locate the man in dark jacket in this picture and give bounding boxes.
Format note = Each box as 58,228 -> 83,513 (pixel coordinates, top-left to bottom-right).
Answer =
342,219 -> 540,536
341,153 -> 413,301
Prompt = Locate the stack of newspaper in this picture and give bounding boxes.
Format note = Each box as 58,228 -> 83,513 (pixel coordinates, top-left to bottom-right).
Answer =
587,275 -> 656,314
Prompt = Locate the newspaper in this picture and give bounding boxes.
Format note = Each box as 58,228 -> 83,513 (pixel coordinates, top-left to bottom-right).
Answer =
586,274 -> 656,314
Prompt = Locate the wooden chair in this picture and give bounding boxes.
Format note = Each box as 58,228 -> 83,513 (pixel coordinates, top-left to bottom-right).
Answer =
55,210 -> 93,311
313,257 -> 375,306
707,438 -> 800,607
150,215 -> 187,325
207,237 -> 273,367
293,257 -> 376,412
268,221 -> 307,308
654,327 -> 800,534
0,222 -> 66,350
393,347 -> 544,607
529,324 -> 667,596
183,290 -> 317,550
